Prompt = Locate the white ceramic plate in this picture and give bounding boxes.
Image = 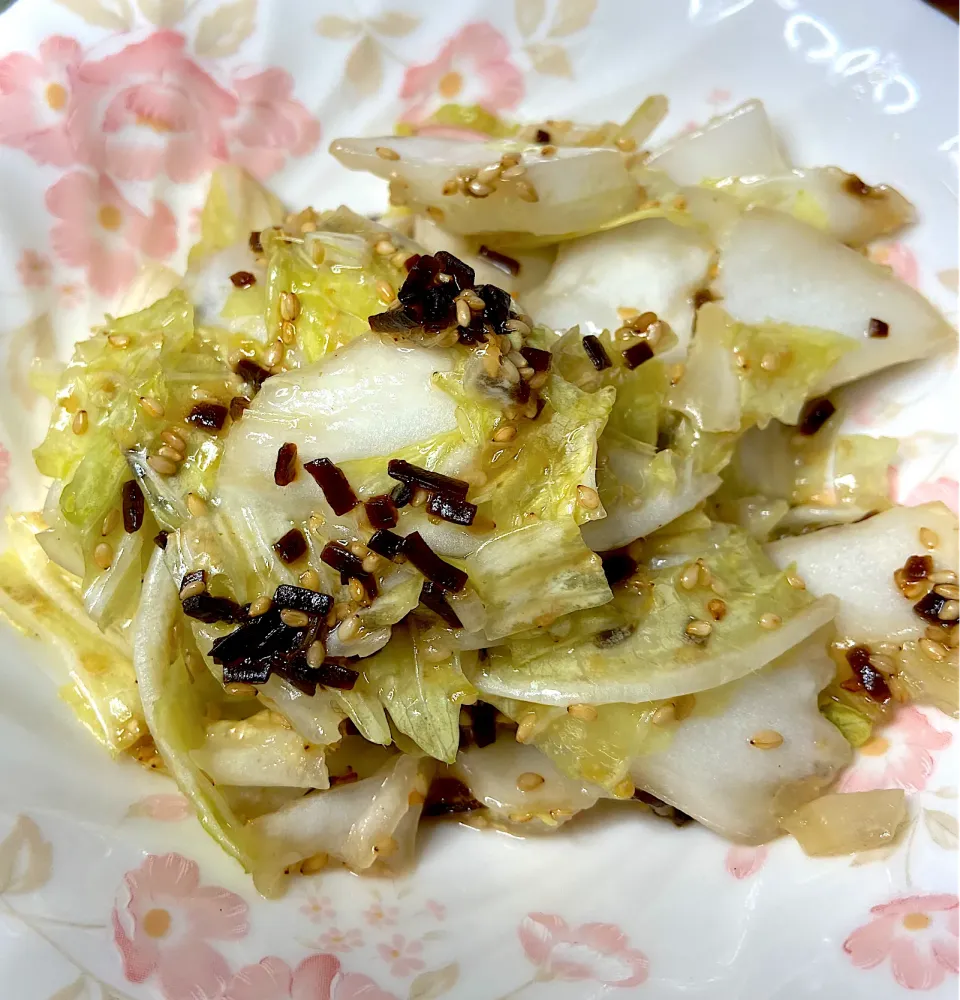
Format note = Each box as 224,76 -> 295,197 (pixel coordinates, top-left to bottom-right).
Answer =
0,1 -> 957,997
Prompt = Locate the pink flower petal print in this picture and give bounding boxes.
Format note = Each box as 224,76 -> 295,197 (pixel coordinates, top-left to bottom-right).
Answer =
400,22 -> 523,124
69,31 -> 237,182
376,934 -> 424,977
518,913 -> 649,988
904,478 -> 959,516
127,794 -> 191,821
0,444 -> 9,501
16,249 -> 51,288
316,927 -> 363,953
725,844 -> 769,879
291,954 -> 341,1000
844,893 -> 959,991
0,36 -> 83,165
221,954 -> 399,1000
113,852 -> 248,1000
869,241 -> 919,288
227,68 -> 321,180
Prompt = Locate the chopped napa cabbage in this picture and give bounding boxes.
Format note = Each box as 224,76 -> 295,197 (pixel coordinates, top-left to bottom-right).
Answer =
471,527 -> 838,704
449,739 -> 602,827
666,303 -> 853,432
407,103 -> 518,138
257,677 -> 346,746
331,678 -> 393,746
647,100 -> 788,186
330,135 -> 641,238
895,640 -> 959,719
262,209 -> 408,364
192,711 -> 330,788
0,535 -> 144,753
525,217 -> 714,361
706,167 -> 915,247
767,501 -> 958,644
629,637 -> 852,843
715,209 -> 956,391
361,623 -> 476,763
820,701 -> 873,748
782,789 -> 907,856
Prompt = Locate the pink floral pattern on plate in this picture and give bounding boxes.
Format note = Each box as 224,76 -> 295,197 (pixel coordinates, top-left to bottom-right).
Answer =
126,793 -> 192,821
400,22 -> 523,130
844,893 -> 959,990
220,955 -> 398,1000
376,934 -> 425,977
315,927 -> 364,954
518,913 -> 649,988
112,852 -> 249,1000
725,844 -> 770,880
16,249 -> 52,288
301,894 -> 335,923
904,477 -> 960,516
839,706 -> 953,794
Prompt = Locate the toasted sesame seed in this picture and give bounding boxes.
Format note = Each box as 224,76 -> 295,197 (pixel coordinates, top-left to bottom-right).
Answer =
651,703 -> 676,726
249,595 -> 272,617
903,580 -> 932,600
338,615 -> 360,641
306,640 -> 326,669
516,771 -> 545,791
515,180 -> 539,202
426,206 -> 445,223
93,541 -> 113,570
539,144 -> 557,157
787,573 -> 806,590
760,352 -> 780,372
920,527 -> 939,550
516,712 -> 538,742
920,637 -> 947,661
108,334 -> 131,348
518,366 -> 535,379
679,563 -> 699,590
930,570 -> 958,585
501,164 -> 527,180
707,598 -> 727,621
157,445 -> 184,462
613,778 -> 635,798
493,424 -> 517,442
280,321 -> 297,345
281,608 -> 310,628
312,243 -> 326,265
508,812 -> 533,824
186,493 -> 208,518
467,179 -> 493,198
939,600 -> 959,621
148,455 -> 178,476
476,163 -> 502,184
298,570 -> 321,591
528,371 -> 548,390
749,729 -> 784,749
464,290 -> 486,311
264,339 -> 284,367
576,485 -> 601,510
374,239 -> 396,256
348,541 -> 369,558
456,298 -> 472,328
361,553 -> 379,573
567,703 -> 598,721
72,409 -> 88,435
101,509 -> 120,536
869,653 -> 896,674
139,396 -> 165,418
161,429 -> 186,450
348,577 -> 367,604
225,682 -> 257,698
441,178 -> 459,196
179,577 -> 206,600
278,291 -> 300,322
697,561 -> 711,587
759,613 -> 782,629
669,363 -> 686,385
300,852 -> 328,875
500,357 -> 520,385
935,584 -> 960,600
685,619 -> 712,638
874,641 -> 901,656
616,135 -> 638,152
411,487 -> 428,507
376,145 -> 400,160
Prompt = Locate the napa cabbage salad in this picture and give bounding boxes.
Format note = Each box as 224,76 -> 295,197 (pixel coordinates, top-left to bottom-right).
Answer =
1,100 -> 957,895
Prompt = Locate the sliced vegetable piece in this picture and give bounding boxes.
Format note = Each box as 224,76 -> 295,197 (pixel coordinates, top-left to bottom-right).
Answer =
781,789 -> 907,856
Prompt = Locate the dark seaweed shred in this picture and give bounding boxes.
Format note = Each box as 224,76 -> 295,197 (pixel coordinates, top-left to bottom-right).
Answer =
330,768 -> 360,787
402,532 -> 468,593
182,593 -> 246,624
520,346 -> 551,372
478,244 -> 520,275
390,481 -> 413,508
798,397 -> 836,436
274,442 -> 298,486
914,590 -> 949,624
210,607 -> 290,666
369,306 -> 422,335
180,569 -> 206,592
425,492 -> 477,526
904,555 -> 933,581
419,581 -> 463,628
868,317 -> 889,338
273,528 -> 307,564
622,341 -> 654,370
633,789 -> 694,827
534,128 -> 551,143
475,283 -> 512,336
121,479 -> 144,533
423,777 -> 483,816
367,529 -> 405,561
186,402 -> 228,432
303,457 -> 358,515
511,377 -> 531,405
465,702 -> 498,748
594,625 -> 635,648
843,174 -> 876,198
313,660 -> 359,690
229,396 -> 251,421
581,334 -> 611,371
234,358 -> 271,391
692,288 -> 716,309
364,494 -> 399,530
273,584 -> 333,617
320,542 -> 364,579
230,270 -> 256,288
153,531 -> 168,549
248,230 -> 263,254
372,250 -> 477,334
387,459 -> 469,498
844,645 -> 891,702
601,553 -> 637,586
222,660 -> 272,685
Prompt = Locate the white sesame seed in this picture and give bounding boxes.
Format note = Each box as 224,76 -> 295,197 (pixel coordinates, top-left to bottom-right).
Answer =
185,493 -> 208,518
375,146 -> 400,160
651,703 -> 676,726
148,455 -> 178,476
476,163 -> 502,184
72,409 -> 88,435
493,424 -> 517,442
306,640 -> 326,669
93,541 -> 114,570
279,291 -> 301,322
376,280 -> 394,303
501,163 -> 527,179
374,239 -> 396,256
179,578 -> 206,600
939,600 -> 959,621
760,352 -> 780,372
929,570 -> 958,585
528,371 -> 548,390
249,596 -> 272,617
516,771 -> 545,791
264,339 -> 284,367
361,553 -> 379,573
616,136 -> 638,152
920,637 -> 947,661
280,321 -> 297,345
515,180 -> 539,203
920,527 -> 939,550
566,703 -> 598,721
101,509 -> 120,536
225,682 -> 257,698
515,712 -> 538,742
576,485 -> 600,510
467,180 -> 493,198
869,653 -> 896,674
299,570 -> 321,591
685,619 -> 712,638
935,584 -> 960,600
787,573 -> 806,590
456,299 -> 472,328
139,396 -> 165,418
161,429 -> 186,450
749,729 -> 784,749
441,178 -> 459,196
612,778 -> 635,798
500,358 -> 520,385
338,615 -> 360,641
707,598 -> 727,621
157,445 -> 184,462
679,563 -> 699,590
669,363 -> 686,385
426,206 -> 445,223
281,608 -> 309,628
759,613 -> 782,630
349,578 -> 367,603
697,561 -> 711,587
107,334 -> 131,348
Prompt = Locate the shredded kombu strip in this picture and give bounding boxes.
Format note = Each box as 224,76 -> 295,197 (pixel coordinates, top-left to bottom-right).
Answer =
274,443 -> 298,486
842,646 -> 891,702
387,459 -> 469,498
234,359 -> 271,391
581,335 -> 611,371
401,532 -> 468,593
273,528 -> 307,564
798,397 -> 836,436
304,458 -> 358,515
419,581 -> 463,628
186,402 -> 228,432
423,776 -> 483,816
365,494 -> 399,529
121,479 -> 144,533
425,492 -> 477,526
